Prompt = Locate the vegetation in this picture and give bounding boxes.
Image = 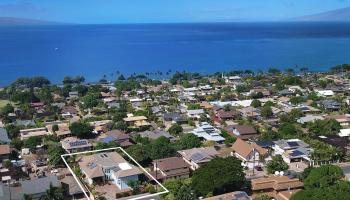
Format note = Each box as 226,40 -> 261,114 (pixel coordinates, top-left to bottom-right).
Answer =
191,157 -> 247,196
266,155 -> 289,174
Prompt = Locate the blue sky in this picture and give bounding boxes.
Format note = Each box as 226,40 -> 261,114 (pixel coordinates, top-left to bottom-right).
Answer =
0,0 -> 349,23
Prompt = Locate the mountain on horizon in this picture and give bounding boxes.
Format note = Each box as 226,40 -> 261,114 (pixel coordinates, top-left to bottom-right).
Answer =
0,17 -> 64,25
294,7 -> 350,22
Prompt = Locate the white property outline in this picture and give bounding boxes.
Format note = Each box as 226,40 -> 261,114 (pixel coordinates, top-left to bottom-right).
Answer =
61,147 -> 169,200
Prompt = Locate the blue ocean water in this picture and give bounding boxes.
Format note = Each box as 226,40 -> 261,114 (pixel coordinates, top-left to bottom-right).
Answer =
1,22 -> 350,86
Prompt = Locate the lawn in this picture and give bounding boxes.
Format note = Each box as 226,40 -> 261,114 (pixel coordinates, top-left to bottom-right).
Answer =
0,100 -> 10,109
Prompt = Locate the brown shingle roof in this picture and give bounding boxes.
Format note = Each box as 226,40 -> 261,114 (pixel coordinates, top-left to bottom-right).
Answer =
153,157 -> 189,171
252,176 -> 303,191
0,144 -> 10,155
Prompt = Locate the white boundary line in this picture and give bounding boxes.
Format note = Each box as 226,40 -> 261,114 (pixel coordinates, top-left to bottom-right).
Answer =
61,147 -> 169,200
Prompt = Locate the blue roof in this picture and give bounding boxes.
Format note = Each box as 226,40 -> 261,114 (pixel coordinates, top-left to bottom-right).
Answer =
0,128 -> 10,143
101,136 -> 115,143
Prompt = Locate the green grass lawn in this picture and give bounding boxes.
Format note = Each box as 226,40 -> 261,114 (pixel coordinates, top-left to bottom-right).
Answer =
0,100 -> 10,109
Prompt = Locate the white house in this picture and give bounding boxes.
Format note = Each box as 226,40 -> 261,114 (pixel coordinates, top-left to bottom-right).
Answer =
191,122 -> 225,143
79,152 -> 142,190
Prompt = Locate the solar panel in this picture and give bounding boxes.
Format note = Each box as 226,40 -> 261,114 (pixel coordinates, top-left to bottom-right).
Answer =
287,142 -> 299,147
290,150 -> 304,157
191,153 -> 204,162
69,140 -> 88,147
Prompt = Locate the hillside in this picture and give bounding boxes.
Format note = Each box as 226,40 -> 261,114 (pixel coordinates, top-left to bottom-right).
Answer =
294,7 -> 350,22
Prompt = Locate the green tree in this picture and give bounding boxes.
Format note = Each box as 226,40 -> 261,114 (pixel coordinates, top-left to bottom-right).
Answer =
191,157 -> 246,196
147,136 -> 176,160
48,144 -> 65,167
261,106 -> 273,118
126,144 -> 149,164
24,136 -> 42,149
69,122 -> 92,138
175,133 -> 201,150
251,99 -> 262,108
304,165 -> 343,189
168,124 -> 183,136
254,194 -> 271,200
266,155 -> 288,174
39,184 -> 64,200
307,119 -> 341,137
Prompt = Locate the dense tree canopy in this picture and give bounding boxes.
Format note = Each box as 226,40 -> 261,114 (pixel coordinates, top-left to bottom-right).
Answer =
191,157 -> 246,196
307,119 -> 341,137
69,122 -> 92,138
168,124 -> 183,136
291,165 -> 350,200
266,155 -> 289,174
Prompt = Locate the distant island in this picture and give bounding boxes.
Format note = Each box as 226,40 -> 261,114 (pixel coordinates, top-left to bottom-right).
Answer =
293,7 -> 350,22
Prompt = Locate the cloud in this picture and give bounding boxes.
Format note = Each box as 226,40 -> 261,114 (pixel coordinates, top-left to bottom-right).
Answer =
0,1 -> 45,14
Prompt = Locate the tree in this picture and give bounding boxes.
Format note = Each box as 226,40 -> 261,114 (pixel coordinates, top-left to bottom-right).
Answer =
126,144 -> 149,164
289,96 -> 305,105
266,155 -> 288,174
191,157 -> 246,196
0,103 -> 14,117
39,184 -> 64,200
278,123 -> 300,138
95,141 -> 120,150
304,165 -> 343,189
251,99 -> 262,108
147,136 -> 176,160
69,122 -> 92,138
24,136 -> 42,149
261,106 -> 273,118
291,165 -> 350,200
175,133 -> 201,150
5,124 -> 20,139
48,144 -> 65,166
177,185 -> 196,200
80,93 -> 100,109
168,124 -> 183,136
52,124 -> 59,133
307,119 -> 341,137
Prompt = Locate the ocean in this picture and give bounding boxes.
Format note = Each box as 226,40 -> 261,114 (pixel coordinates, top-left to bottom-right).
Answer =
1,22 -> 350,86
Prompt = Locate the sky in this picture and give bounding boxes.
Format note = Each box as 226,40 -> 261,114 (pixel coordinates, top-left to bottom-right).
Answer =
0,0 -> 349,24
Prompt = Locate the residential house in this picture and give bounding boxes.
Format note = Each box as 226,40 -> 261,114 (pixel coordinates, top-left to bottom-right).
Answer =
203,191 -> 250,200
45,122 -> 71,138
61,106 -> 79,118
327,114 -> 350,126
0,145 -> 10,162
98,130 -> 133,147
226,125 -> 259,140
79,152 -> 142,190
191,122 -> 225,143
150,157 -> 190,181
318,135 -> 350,155
163,112 -> 187,124
0,128 -> 10,144
61,175 -> 85,199
231,138 -> 268,169
187,109 -> 205,119
68,91 -> 79,99
123,116 -> 150,128
239,106 -> 260,119
21,176 -> 60,200
216,109 -> 240,121
297,115 -> 324,125
317,100 -> 341,111
20,127 -> 49,140
61,137 -> 93,153
316,89 -> 334,97
138,130 -> 175,141
178,147 -> 219,170
90,120 -> 112,134
272,139 -> 313,164
251,176 -> 303,200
